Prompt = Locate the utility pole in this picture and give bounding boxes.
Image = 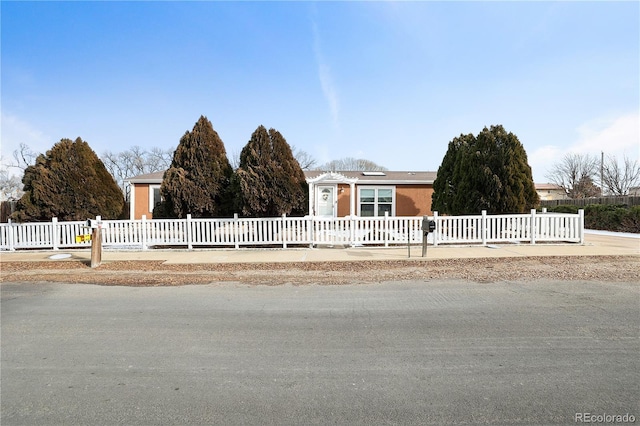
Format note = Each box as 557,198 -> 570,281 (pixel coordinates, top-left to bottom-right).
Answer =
601,151 -> 604,196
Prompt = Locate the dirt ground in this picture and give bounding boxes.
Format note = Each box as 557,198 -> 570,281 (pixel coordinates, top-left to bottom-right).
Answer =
1,255 -> 638,286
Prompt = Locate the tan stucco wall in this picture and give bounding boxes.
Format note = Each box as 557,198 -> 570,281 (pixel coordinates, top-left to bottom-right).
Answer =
133,184 -> 152,219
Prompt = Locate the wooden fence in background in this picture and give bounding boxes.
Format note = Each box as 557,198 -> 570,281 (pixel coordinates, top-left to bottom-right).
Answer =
540,196 -> 640,208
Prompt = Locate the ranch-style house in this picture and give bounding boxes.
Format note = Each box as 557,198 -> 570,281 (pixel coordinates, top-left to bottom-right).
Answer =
125,171 -> 437,220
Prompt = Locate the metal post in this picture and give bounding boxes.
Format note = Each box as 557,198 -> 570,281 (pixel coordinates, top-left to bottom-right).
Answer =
422,235 -> 428,258
601,151 -> 604,196
421,215 -> 428,257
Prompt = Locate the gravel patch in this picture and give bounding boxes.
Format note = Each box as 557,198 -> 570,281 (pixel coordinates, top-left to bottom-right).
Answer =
1,255 -> 638,286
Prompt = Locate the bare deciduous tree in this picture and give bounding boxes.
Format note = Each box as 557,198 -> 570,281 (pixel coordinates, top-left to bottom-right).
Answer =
229,149 -> 241,170
146,147 -> 174,173
602,154 -> 640,196
0,144 -> 41,202
291,146 -> 317,171
11,143 -> 38,170
545,153 -> 600,199
102,146 -> 174,199
230,146 -> 317,171
316,157 -> 387,172
0,167 -> 23,201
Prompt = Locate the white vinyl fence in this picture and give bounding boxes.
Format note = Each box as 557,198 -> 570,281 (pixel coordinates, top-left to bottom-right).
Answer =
0,209 -> 584,251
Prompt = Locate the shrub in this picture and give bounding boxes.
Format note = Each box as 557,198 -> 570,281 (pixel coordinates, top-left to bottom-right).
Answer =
620,206 -> 640,233
546,204 -> 639,233
584,204 -> 626,231
544,205 -> 579,214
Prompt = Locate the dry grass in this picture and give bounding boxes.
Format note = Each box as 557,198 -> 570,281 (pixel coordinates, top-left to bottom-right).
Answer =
1,255 -> 638,286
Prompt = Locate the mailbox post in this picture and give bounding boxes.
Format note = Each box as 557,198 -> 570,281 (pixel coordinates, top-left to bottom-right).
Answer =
87,217 -> 103,268
421,216 -> 436,258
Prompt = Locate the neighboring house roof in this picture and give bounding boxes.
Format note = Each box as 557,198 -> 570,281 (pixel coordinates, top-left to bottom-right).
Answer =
304,170 -> 437,184
125,171 -> 164,184
535,183 -> 564,191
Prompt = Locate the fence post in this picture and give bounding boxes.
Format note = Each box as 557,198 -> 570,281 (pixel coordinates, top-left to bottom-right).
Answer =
578,209 -> 585,244
141,215 -> 148,250
384,212 -> 389,248
52,217 -> 59,250
8,218 -> 15,251
481,210 -> 487,246
530,209 -> 536,245
308,215 -> 314,248
186,214 -> 193,250
350,215 -> 356,247
234,213 -> 239,250
281,214 -> 287,249
433,211 -> 439,247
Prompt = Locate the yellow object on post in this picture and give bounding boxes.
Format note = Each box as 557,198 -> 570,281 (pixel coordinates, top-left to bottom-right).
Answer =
75,234 -> 92,243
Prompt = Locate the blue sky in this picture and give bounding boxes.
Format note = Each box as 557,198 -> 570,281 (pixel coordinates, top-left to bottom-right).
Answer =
2,1 -> 638,183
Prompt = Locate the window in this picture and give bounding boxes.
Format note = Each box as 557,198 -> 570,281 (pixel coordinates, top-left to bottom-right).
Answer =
358,187 -> 394,217
149,185 -> 162,212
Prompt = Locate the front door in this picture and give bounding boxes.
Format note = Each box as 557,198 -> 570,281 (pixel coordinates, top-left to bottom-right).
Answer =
317,186 -> 335,217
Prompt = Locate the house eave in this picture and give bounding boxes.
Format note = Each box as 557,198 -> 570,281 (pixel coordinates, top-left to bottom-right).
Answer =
355,179 -> 434,185
125,178 -> 163,184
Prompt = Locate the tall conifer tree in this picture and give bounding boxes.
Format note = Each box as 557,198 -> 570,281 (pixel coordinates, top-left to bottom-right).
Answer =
13,137 -> 124,221
432,125 -> 539,214
232,126 -> 307,217
158,116 -> 233,218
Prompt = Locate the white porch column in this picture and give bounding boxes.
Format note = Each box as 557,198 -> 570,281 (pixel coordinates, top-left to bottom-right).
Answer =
308,182 -> 314,216
129,183 -> 135,219
350,182 -> 356,216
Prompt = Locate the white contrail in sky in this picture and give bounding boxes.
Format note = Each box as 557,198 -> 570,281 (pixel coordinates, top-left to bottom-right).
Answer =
311,19 -> 339,129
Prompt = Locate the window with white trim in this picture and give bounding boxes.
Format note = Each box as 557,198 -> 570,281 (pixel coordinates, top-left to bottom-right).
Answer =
149,185 -> 162,212
358,187 -> 395,217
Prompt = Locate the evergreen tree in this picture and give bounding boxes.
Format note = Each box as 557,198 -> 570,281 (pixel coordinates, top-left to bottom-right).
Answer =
157,116 -> 233,218
432,125 -> 539,215
432,133 -> 473,215
13,137 -> 124,221
232,125 -> 307,217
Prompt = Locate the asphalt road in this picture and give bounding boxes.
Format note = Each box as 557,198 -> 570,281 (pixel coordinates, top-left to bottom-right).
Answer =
1,280 -> 638,425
